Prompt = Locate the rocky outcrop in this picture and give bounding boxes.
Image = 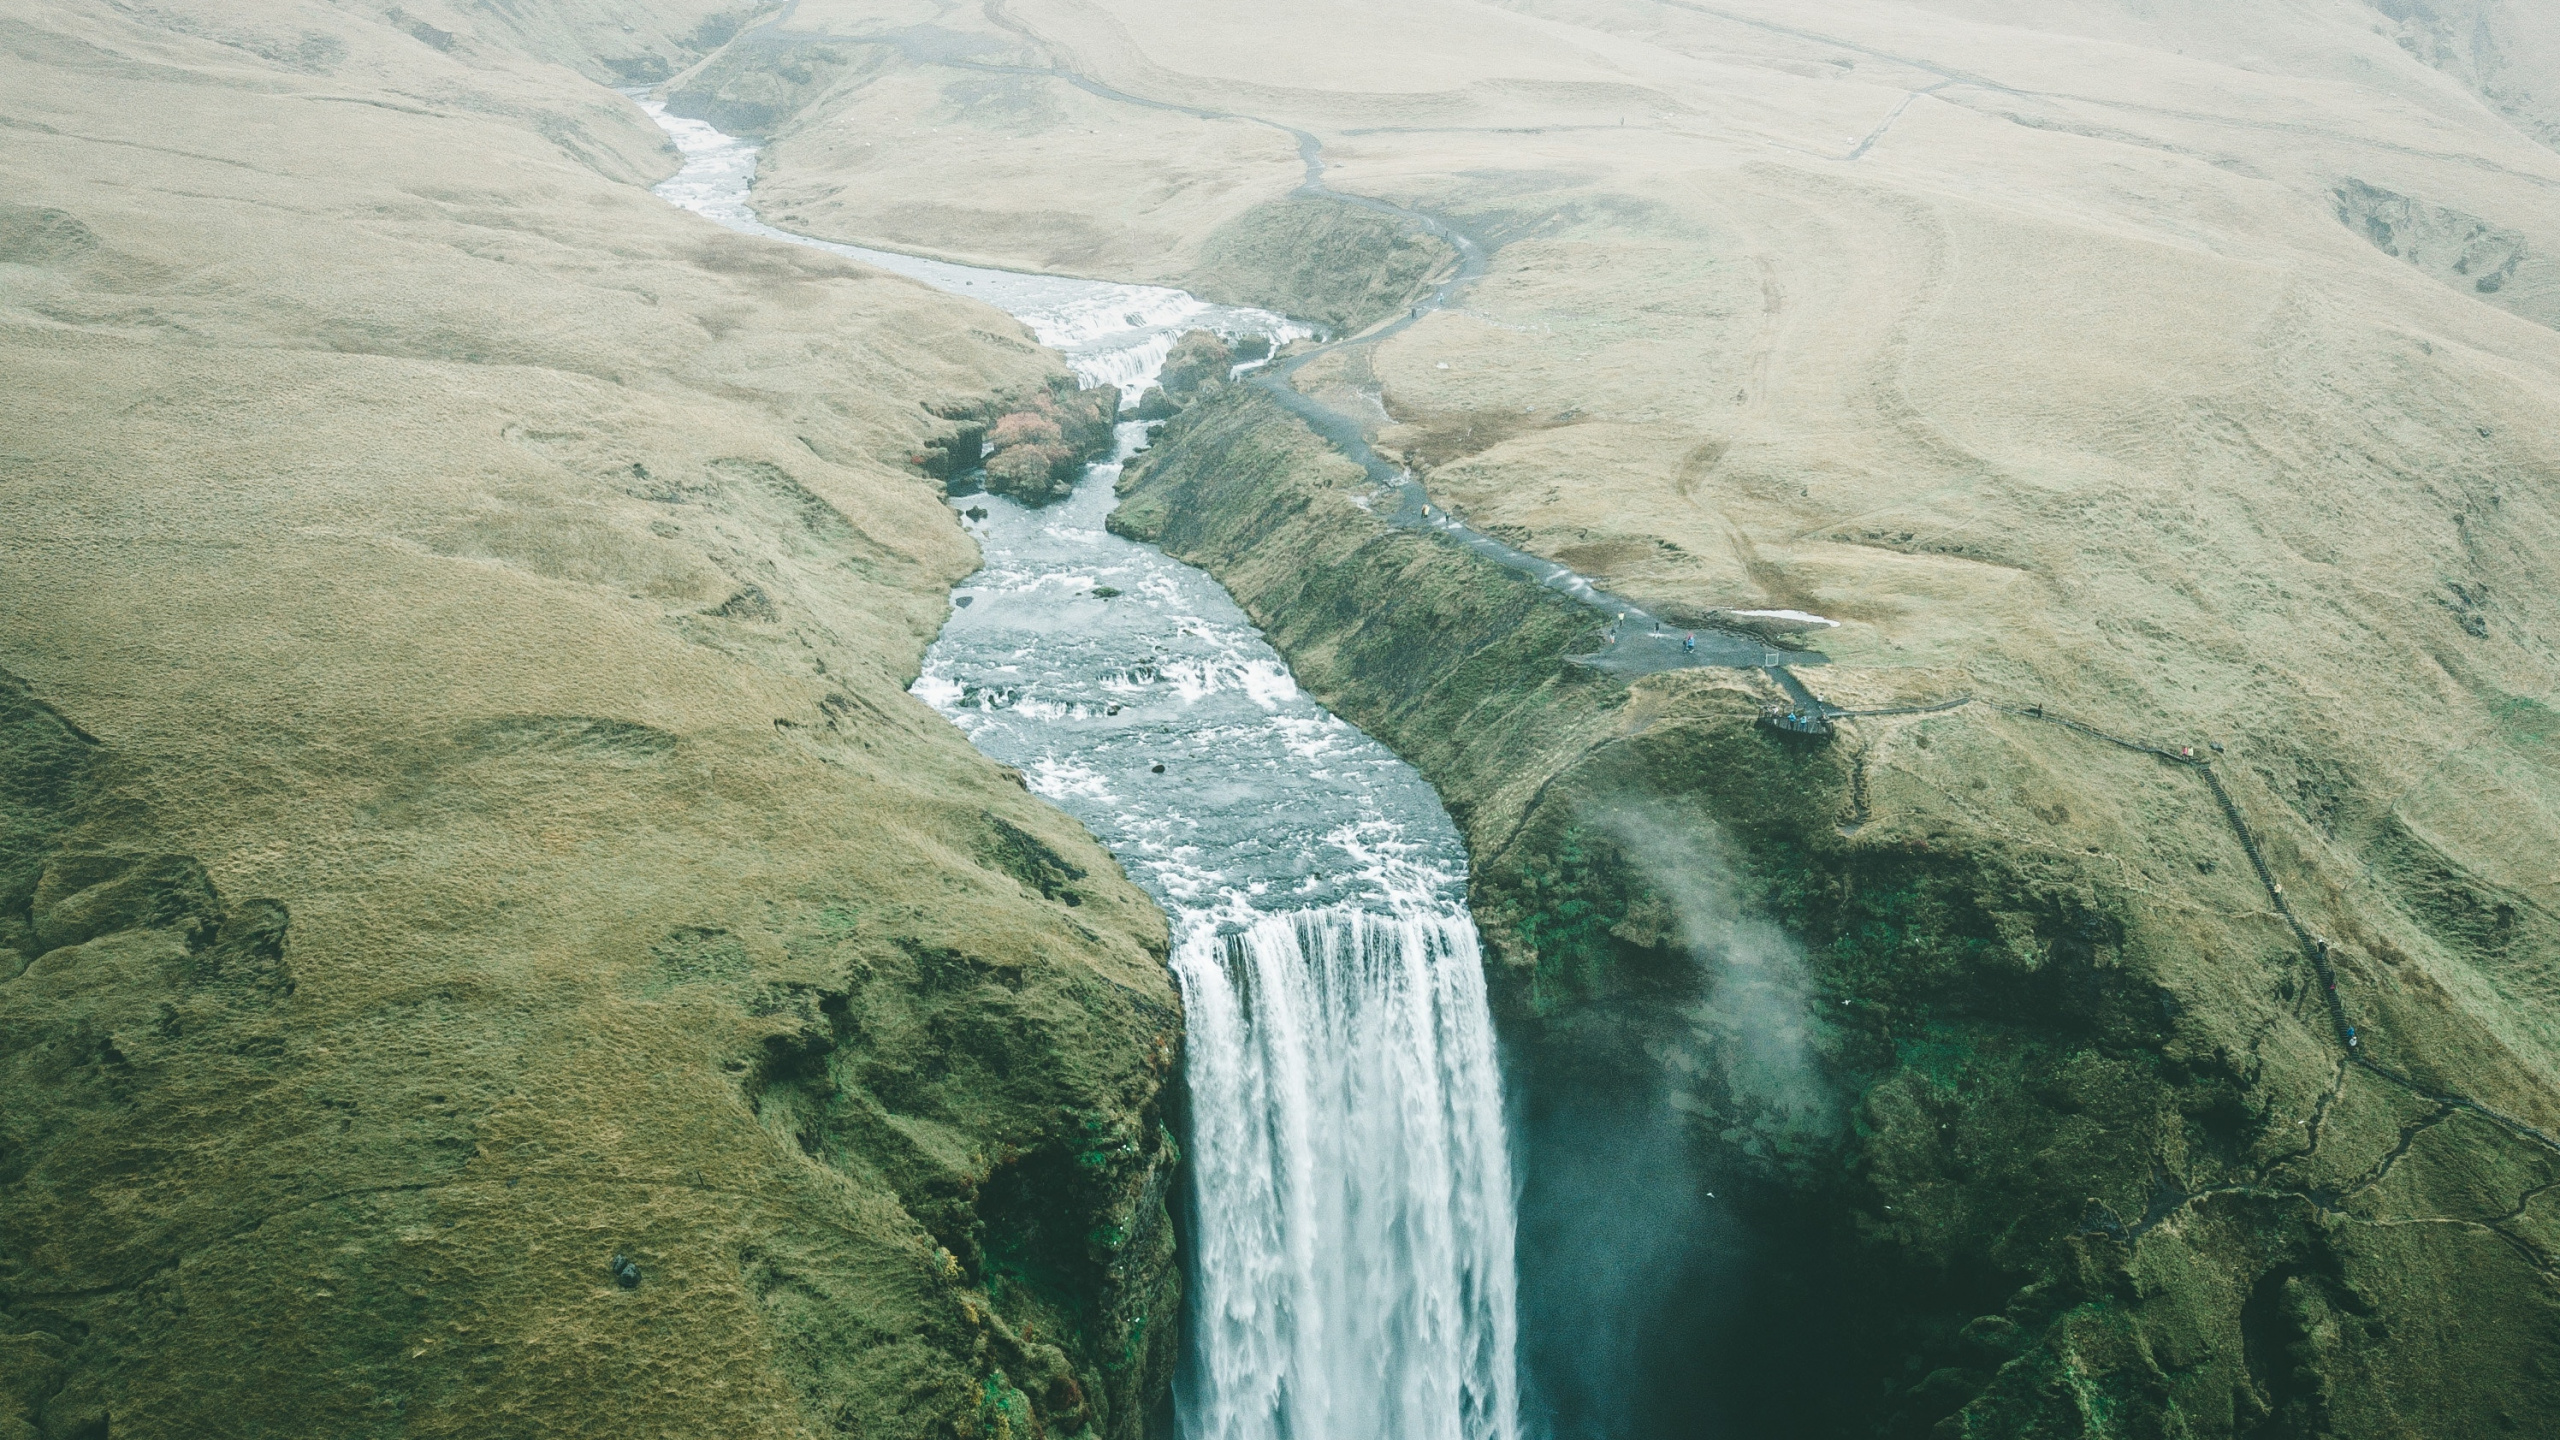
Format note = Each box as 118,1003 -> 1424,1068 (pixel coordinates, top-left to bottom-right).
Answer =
1116,384 -> 2560,1440
1158,330 -> 1233,395
1132,330 -> 1236,423
2334,178 -> 2560,329
977,381 -> 1121,504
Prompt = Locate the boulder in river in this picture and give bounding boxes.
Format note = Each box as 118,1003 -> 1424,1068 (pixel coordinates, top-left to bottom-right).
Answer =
978,381 -> 1121,503
1158,330 -> 1233,394
985,442 -> 1077,502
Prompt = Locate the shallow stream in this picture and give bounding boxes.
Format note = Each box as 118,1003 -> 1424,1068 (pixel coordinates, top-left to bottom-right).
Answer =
642,102 -> 1521,1440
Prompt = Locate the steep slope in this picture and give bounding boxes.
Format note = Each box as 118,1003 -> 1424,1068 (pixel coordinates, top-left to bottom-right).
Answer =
2360,0 -> 2560,152
1118,381 -> 2560,1438
707,0 -> 2560,1434
0,3 -> 1176,1437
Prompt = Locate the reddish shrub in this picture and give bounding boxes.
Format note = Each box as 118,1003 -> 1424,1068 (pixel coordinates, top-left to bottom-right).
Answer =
989,411 -> 1065,449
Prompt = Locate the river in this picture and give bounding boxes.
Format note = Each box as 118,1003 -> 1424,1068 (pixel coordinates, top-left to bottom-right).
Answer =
640,101 -> 1522,1440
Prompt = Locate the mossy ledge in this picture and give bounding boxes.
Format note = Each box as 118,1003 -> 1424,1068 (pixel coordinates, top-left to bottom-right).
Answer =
1184,197 -> 1458,338
1115,385 -> 2560,1439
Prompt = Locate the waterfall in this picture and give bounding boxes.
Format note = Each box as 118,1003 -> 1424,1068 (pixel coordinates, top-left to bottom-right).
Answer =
1177,907 -> 1519,1440
634,99 -> 1520,1440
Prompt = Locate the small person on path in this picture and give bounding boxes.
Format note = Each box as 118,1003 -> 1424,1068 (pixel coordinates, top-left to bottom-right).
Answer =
1684,632 -> 1696,653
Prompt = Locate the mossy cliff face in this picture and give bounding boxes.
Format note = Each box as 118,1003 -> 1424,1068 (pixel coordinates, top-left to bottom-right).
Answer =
1116,387 -> 2560,1439
1,4 -> 1178,1437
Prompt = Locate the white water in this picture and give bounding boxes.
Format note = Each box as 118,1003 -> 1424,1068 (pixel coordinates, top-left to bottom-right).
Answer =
643,102 -> 1311,390
639,100 -> 1521,1440
1182,909 -> 1518,1440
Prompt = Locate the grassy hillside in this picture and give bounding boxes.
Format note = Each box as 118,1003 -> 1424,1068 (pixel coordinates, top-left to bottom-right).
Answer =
0,3 -> 1177,1437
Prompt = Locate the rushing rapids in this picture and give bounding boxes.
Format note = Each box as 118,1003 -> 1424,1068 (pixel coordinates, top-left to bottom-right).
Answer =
640,100 -> 1522,1440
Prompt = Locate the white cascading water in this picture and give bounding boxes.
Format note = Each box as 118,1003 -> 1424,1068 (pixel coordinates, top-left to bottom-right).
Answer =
639,99 -> 1520,1440
1180,909 -> 1517,1440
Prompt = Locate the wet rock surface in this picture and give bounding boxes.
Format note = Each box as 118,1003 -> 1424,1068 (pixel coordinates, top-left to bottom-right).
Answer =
978,381 -> 1121,505
1157,330 -> 1233,396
